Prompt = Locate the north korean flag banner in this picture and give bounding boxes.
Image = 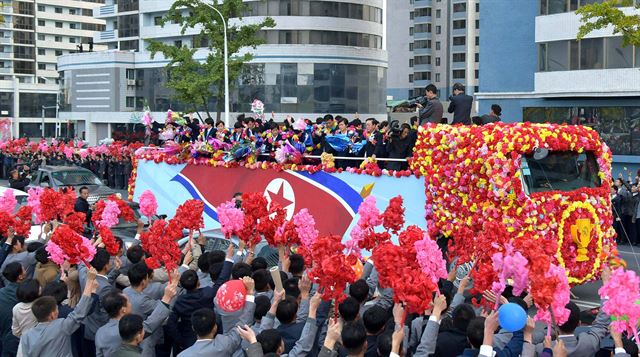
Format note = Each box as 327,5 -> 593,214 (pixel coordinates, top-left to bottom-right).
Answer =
133,160 -> 427,242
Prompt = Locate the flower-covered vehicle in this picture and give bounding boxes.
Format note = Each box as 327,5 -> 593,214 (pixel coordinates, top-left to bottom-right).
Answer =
410,122 -> 615,284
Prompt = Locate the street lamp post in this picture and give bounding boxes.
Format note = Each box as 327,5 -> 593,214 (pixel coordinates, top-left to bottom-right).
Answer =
200,1 -> 230,128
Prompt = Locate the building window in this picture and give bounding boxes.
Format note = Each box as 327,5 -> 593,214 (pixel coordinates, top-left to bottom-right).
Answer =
475,36 -> 479,46
453,69 -> 465,78
436,41 -> 441,50
409,43 -> 414,51
436,26 -> 441,35
415,23 -> 431,33
154,16 -> 163,26
580,38 -> 603,69
435,57 -> 441,66
436,9 -> 441,18
415,55 -> 431,65
414,40 -> 430,49
38,20 -> 45,26
55,7 -> 62,13
55,50 -> 63,56
453,3 -> 466,12
55,22 -> 63,28
415,8 -> 432,17
409,59 -> 414,67
415,72 -> 431,81
69,9 -> 76,15
453,37 -> 466,46
475,69 -> 479,79
126,69 -> 136,80
410,11 -> 414,20
70,23 -> 77,29
38,49 -> 45,55
435,73 -> 440,81
409,27 -> 414,36
55,36 -> 62,42
82,9 -> 92,16
126,96 -> 135,108
174,40 -> 182,47
475,19 -> 480,29
409,74 -> 414,83
453,20 -> 466,29
453,53 -> 465,62
38,63 -> 46,70
37,5 -> 45,11
69,37 -> 76,44
476,2 -> 480,12
605,36 -> 633,69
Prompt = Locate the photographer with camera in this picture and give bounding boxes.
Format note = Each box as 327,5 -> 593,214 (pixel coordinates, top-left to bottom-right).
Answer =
8,167 -> 30,192
416,84 -> 443,125
385,121 -> 415,171
447,83 -> 474,125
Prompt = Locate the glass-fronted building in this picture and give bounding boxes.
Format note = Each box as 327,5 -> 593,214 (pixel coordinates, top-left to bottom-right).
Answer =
58,0 -> 388,145
476,0 -> 640,173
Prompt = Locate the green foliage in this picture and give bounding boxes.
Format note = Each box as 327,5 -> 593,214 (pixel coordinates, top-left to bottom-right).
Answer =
148,0 -> 275,116
576,0 -> 640,47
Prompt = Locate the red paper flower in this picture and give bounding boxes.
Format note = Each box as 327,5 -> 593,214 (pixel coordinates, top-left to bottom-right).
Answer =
173,199 -> 204,232
63,211 -> 86,234
308,235 -> 356,303
99,226 -> 119,256
381,196 -> 405,234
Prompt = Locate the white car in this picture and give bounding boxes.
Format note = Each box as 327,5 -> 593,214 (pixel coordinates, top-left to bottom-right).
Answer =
0,187 -> 43,242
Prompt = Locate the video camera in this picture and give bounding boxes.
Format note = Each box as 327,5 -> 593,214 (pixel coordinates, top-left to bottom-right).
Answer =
388,120 -> 402,137
406,95 -> 427,107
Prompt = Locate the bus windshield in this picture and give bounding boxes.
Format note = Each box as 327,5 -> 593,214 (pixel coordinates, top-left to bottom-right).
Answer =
521,151 -> 601,193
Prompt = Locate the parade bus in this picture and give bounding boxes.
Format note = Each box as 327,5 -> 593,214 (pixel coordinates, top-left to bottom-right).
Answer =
132,122 -> 615,285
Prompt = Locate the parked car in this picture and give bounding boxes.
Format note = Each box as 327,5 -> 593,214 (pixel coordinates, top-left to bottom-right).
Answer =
28,166 -> 116,204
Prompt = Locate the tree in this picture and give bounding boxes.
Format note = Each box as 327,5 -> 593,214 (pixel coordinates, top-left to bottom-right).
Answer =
148,0 -> 275,120
576,0 -> 640,47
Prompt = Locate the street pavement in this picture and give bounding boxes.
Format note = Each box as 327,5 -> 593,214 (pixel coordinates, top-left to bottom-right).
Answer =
2,178 -> 635,309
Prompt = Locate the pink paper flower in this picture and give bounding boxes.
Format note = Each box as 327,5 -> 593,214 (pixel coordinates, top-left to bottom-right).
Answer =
534,264 -> 571,325
293,209 -> 318,248
27,187 -> 44,224
0,189 -> 17,214
216,200 -> 245,238
415,234 -> 448,284
96,200 -> 120,229
599,267 -> 640,337
492,243 -> 529,297
63,147 -> 74,159
293,118 -> 307,131
45,241 -> 66,265
357,196 -> 383,228
139,190 -> 158,218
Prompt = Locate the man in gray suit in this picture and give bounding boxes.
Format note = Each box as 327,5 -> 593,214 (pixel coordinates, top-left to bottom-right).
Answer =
80,249 -> 120,357
177,276 -> 256,357
19,266 -> 98,357
95,281 -> 177,357
447,83 -> 474,125
418,84 -> 443,125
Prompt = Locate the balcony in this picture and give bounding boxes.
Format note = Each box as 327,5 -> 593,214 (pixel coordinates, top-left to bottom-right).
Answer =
98,30 -> 117,41
0,67 -> 12,75
0,37 -> 11,44
96,4 -> 116,17
0,52 -> 12,59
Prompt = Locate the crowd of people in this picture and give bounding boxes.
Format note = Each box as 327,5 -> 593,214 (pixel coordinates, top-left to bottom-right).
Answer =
0,145 -> 134,192
155,83 -> 501,171
0,185 -> 633,357
612,174 -> 640,246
